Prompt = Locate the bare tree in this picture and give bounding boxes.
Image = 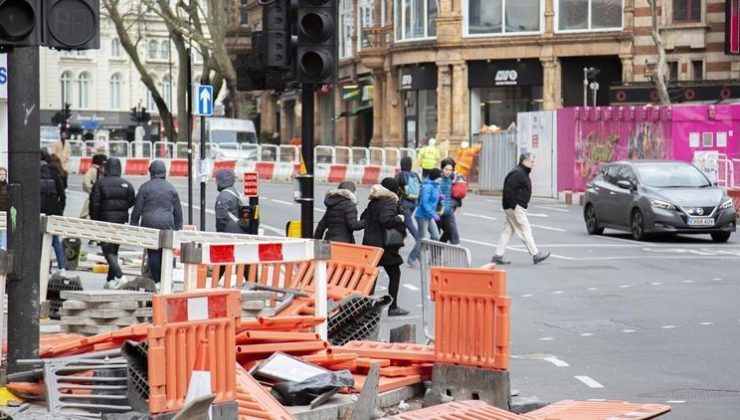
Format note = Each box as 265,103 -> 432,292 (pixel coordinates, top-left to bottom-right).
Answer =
647,0 -> 671,105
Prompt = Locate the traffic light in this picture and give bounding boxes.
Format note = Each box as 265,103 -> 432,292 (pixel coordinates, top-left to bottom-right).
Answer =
263,0 -> 292,67
0,0 -> 41,47
43,0 -> 100,50
130,107 -> 139,123
296,0 -> 337,84
62,103 -> 71,122
140,108 -> 150,123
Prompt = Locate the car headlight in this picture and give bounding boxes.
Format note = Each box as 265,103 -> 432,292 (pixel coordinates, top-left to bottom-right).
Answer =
650,199 -> 676,210
720,198 -> 734,210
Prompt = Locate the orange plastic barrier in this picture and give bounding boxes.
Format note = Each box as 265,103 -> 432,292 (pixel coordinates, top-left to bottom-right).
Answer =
332,341 -> 435,362
42,325 -> 147,358
299,352 -> 357,366
386,400 -> 525,419
327,164 -> 348,183
234,363 -> 294,420
79,157 -> 93,175
343,373 -> 427,393
256,162 -> 276,179
212,160 -> 237,176
236,340 -> 327,357
527,400 -> 672,420
361,165 -> 382,185
147,290 -> 240,414
169,159 -> 189,177
236,331 -> 320,344
125,158 -> 150,176
431,267 -> 510,370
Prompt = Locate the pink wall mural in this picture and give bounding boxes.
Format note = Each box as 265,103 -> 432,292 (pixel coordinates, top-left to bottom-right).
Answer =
557,104 -> 740,192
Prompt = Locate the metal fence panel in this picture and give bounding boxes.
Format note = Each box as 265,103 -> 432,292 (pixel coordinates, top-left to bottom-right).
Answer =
479,132 -> 517,193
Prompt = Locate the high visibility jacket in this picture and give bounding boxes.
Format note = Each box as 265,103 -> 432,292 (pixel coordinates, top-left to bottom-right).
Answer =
417,145 -> 441,170
454,144 -> 482,177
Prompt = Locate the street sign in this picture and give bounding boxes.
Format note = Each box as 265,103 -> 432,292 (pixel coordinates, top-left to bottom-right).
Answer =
244,171 -> 258,197
195,84 -> 213,116
0,54 -> 6,99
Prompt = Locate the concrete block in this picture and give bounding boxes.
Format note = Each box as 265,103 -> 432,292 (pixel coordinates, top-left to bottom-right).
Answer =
240,290 -> 276,301
290,385 -> 424,420
61,316 -> 139,327
62,300 -> 141,310
351,363 -> 381,420
510,396 -> 549,414
60,308 -> 139,319
64,324 -> 126,335
389,324 -> 416,343
60,290 -> 152,302
241,300 -> 265,310
427,363 -> 510,410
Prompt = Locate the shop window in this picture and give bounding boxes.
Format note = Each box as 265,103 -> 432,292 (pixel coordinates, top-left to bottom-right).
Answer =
240,0 -> 249,24
339,0 -> 354,58
111,38 -> 121,58
673,0 -> 701,22
557,0 -> 622,32
466,0 -> 541,35
692,60 -> 703,81
667,61 -> 679,81
77,72 -> 91,109
394,0 -> 437,41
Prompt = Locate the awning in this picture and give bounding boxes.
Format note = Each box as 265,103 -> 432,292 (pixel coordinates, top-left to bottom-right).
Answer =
335,111 -> 351,119
352,105 -> 373,116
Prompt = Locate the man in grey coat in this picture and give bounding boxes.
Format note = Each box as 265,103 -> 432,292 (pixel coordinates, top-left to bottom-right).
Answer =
214,169 -> 244,233
131,160 -> 183,286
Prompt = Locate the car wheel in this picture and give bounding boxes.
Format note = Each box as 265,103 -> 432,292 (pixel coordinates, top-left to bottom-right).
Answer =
710,231 -> 732,243
584,204 -> 604,235
631,209 -> 648,241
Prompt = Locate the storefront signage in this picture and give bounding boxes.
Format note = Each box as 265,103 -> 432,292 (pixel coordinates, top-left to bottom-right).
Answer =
495,70 -> 518,86
468,60 -> 542,89
400,64 -> 438,91
0,54 -> 7,99
401,74 -> 413,90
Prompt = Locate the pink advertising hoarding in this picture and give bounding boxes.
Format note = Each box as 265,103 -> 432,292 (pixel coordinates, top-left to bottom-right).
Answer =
557,104 -> 740,192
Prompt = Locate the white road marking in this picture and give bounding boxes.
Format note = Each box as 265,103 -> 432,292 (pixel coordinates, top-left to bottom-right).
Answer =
535,205 -> 571,213
712,278 -> 723,281
544,356 -> 570,367
595,234 -> 656,246
622,329 -> 636,333
539,337 -> 554,341
178,201 -> 285,235
530,224 -> 566,232
666,400 -> 686,404
552,290 -> 564,295
650,282 -> 662,286
580,333 -> 594,337
700,322 -> 714,326
521,294 -> 533,298
526,213 -> 550,218
587,287 -> 599,291
464,212 -> 498,221
540,255 -> 740,261
661,325 -> 677,329
575,376 -> 604,388
682,280 -> 695,283
619,284 -> 631,288
402,283 -> 420,291
511,354 -> 570,367
270,199 -> 295,206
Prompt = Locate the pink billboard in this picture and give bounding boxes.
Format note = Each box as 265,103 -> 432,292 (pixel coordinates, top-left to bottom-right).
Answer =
557,104 -> 740,192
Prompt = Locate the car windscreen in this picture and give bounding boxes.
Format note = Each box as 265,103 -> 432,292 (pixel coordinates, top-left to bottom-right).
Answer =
636,164 -> 712,188
211,130 -> 257,144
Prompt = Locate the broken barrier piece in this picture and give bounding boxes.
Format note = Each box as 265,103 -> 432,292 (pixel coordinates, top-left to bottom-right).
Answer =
332,341 -> 435,362
526,400 -> 672,419
386,400 -> 523,419
234,363 -> 295,420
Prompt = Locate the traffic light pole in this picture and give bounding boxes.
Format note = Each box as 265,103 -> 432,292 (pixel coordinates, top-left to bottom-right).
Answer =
186,49 -> 193,225
200,115 -> 206,231
6,47 -> 41,374
300,85 -> 315,239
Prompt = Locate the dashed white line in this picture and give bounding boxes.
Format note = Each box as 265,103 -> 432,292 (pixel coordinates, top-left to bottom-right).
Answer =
534,205 -> 571,213
661,325 -> 677,329
666,400 -> 686,404
622,329 -> 636,333
712,277 -> 723,281
650,282 -> 662,286
525,213 -> 550,218
619,284 -> 631,288
574,376 -> 604,388
530,224 -> 566,232
464,213 -> 498,221
682,280 -> 695,284
587,287 -> 598,291
552,290 -> 564,295
544,356 -> 570,367
580,333 -> 594,337
700,322 -> 714,326
402,283 -> 420,292
270,199 -> 295,206
539,337 -> 554,341
521,294 -> 533,298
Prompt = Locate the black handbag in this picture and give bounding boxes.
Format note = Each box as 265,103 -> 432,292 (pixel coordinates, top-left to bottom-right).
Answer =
383,225 -> 406,248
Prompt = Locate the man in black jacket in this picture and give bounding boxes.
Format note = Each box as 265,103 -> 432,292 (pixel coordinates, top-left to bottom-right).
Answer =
491,153 -> 550,265
314,181 -> 364,243
90,158 -> 136,288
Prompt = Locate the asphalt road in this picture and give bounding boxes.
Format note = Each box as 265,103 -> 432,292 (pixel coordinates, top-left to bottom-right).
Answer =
66,174 -> 740,418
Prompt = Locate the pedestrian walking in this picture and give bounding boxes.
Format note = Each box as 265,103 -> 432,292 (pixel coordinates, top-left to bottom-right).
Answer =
362,177 -> 409,316
0,167 -> 8,250
130,160 -> 183,287
491,153 -> 550,265
214,169 -> 247,233
437,158 -> 460,245
407,168 -> 442,267
51,133 -> 71,173
417,138 -> 441,178
314,181 -> 364,243
90,158 -> 136,288
80,154 -> 107,219
40,150 -> 67,274
395,156 -> 421,261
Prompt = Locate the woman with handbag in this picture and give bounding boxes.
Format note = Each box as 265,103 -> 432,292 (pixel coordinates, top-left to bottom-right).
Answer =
361,177 -> 409,316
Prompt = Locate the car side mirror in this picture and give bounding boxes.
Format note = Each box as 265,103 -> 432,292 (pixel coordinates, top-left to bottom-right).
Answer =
617,180 -> 633,190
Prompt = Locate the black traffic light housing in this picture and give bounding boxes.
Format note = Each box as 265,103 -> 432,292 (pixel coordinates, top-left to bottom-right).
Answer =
0,0 -> 41,48
263,0 -> 293,67
296,0 -> 337,84
0,0 -> 99,50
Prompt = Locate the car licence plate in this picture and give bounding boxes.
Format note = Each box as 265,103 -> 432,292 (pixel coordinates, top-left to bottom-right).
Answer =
687,217 -> 715,227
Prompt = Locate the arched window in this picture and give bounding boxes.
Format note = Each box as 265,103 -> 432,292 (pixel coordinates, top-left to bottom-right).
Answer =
148,40 -> 159,60
77,72 -> 91,109
110,74 -> 122,109
161,75 -> 171,108
60,71 -> 73,106
160,41 -> 170,60
111,38 -> 121,57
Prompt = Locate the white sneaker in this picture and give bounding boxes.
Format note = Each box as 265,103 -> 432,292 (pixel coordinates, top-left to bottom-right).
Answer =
104,279 -> 119,289
155,283 -> 161,293
116,275 -> 129,288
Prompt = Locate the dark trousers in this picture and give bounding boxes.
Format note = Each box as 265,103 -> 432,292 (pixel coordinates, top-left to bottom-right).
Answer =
438,211 -> 460,245
147,249 -> 162,284
384,264 -> 402,310
400,200 -> 419,242
101,243 -> 123,281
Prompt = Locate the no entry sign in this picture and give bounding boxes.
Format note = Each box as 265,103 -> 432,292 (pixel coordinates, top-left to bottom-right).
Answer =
244,172 -> 258,197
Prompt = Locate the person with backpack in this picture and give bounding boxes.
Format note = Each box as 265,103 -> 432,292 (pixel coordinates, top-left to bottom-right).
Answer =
90,158 -> 136,289
40,150 -> 67,274
395,156 -> 421,254
407,168 -> 442,267
314,181 -> 365,243
438,158 -> 461,245
215,169 -> 244,233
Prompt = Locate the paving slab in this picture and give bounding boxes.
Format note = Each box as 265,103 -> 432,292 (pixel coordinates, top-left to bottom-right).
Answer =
62,300 -> 141,310
60,290 -> 152,302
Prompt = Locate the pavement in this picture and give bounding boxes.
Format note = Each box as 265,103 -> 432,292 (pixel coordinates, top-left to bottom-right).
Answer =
60,174 -> 740,419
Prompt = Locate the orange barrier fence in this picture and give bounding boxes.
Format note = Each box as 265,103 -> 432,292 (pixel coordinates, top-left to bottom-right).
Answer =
430,267 -> 510,370
213,160 -> 237,176
327,165 -> 348,183
79,157 -> 93,175
125,158 -> 150,176
361,165 -> 382,185
234,363 -> 294,420
256,162 -> 276,179
147,290 -> 240,414
169,159 -> 189,177
387,400 -> 523,420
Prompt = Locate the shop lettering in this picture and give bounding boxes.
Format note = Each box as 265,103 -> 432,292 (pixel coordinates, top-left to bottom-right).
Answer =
0,67 -> 7,84
495,70 -> 518,86
401,74 -> 413,89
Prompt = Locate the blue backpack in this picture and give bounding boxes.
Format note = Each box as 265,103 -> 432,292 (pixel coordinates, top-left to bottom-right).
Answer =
404,172 -> 421,201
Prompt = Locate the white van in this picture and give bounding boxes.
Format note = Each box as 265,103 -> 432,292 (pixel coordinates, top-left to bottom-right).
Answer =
194,117 -> 258,160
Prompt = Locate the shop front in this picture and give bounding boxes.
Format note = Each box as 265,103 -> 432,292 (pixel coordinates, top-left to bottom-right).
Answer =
469,59 -> 543,139
400,64 -> 437,148
337,77 -> 374,147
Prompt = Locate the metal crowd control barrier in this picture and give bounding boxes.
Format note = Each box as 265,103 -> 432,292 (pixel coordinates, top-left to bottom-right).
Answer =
419,239 -> 472,344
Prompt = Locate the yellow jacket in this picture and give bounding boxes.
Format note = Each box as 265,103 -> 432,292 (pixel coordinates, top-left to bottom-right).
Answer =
417,145 -> 441,170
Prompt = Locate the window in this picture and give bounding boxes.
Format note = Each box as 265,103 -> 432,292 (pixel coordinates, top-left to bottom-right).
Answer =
161,75 -> 172,108
667,61 -> 679,81
160,41 -> 170,60
339,0 -> 354,58
240,0 -> 249,24
466,0 -> 541,35
691,60 -> 703,80
359,0 -> 374,48
110,74 -> 122,109
673,0 -> 701,22
77,72 -> 90,109
557,0 -> 622,31
394,0 -> 437,41
111,38 -> 121,57
148,40 -> 159,60
60,71 -> 73,106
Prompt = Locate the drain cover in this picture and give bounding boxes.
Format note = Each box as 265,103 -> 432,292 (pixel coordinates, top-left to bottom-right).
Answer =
641,388 -> 740,400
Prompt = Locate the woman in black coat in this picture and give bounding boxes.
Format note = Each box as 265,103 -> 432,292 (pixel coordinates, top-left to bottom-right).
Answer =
314,181 -> 364,243
362,177 -> 409,316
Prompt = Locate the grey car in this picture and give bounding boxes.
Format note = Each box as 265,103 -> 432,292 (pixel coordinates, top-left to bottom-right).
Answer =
584,161 -> 737,242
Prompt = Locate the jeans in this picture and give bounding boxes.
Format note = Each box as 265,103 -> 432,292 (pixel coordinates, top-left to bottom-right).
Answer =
52,236 -> 66,270
495,206 -> 539,256
408,217 -> 440,263
399,200 -> 419,243
438,211 -> 460,245
147,249 -> 162,284
101,243 -> 123,281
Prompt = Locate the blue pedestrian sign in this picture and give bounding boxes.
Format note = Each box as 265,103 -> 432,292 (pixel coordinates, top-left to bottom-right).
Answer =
195,84 -> 213,116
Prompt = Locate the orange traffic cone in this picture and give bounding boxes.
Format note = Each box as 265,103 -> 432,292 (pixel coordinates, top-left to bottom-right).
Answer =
185,339 -> 213,411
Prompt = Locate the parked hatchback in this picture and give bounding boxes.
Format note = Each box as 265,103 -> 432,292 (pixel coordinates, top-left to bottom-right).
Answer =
584,161 -> 736,242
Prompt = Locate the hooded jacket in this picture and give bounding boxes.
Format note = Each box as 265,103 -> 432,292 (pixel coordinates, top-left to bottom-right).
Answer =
502,164 -> 532,210
395,156 -> 421,203
130,160 -> 183,230
314,189 -> 364,243
415,179 -> 441,219
214,169 -> 242,233
90,158 -> 136,223
361,185 -> 405,267
40,161 -> 66,216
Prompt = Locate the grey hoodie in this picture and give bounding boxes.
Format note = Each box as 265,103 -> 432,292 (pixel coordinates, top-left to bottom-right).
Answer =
214,169 -> 242,232
130,160 -> 183,230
